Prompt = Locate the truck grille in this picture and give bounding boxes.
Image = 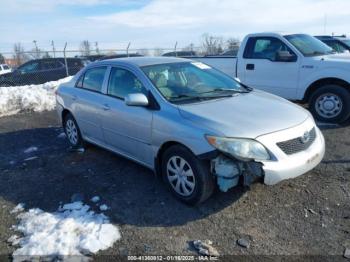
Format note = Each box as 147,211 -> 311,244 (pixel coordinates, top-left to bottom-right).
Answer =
277,127 -> 316,155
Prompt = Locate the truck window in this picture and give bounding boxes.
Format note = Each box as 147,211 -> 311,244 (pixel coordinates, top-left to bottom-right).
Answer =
244,37 -> 295,61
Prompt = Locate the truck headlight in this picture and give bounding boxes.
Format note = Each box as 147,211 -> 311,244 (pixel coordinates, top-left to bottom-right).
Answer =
205,136 -> 270,161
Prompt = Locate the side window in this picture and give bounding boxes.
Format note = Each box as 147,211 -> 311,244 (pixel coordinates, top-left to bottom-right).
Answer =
107,68 -> 146,99
324,40 -> 347,53
78,67 -> 107,92
18,62 -> 40,73
244,37 -> 295,61
41,60 -> 63,70
3,65 -> 10,70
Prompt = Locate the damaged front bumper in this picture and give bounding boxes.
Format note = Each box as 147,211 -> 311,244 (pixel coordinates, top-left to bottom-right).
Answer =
211,155 -> 264,192
207,123 -> 325,192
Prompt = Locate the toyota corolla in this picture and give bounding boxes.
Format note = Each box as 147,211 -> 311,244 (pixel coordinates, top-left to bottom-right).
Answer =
56,57 -> 325,205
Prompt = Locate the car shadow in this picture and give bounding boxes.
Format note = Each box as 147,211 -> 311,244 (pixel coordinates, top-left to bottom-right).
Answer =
0,127 -> 246,227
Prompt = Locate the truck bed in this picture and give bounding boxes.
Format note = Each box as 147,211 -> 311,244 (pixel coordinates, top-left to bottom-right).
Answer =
186,56 -> 237,78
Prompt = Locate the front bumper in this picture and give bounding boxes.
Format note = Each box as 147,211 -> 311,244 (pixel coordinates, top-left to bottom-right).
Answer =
256,119 -> 325,185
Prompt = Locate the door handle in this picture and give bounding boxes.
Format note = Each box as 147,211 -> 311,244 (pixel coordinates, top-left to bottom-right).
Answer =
246,64 -> 255,70
72,95 -> 78,101
102,104 -> 110,111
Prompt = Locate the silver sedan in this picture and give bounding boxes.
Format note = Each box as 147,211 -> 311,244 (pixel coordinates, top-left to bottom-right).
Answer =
56,57 -> 325,205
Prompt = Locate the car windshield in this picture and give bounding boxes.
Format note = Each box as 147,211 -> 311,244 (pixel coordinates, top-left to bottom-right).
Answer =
284,34 -> 334,57
141,62 -> 248,103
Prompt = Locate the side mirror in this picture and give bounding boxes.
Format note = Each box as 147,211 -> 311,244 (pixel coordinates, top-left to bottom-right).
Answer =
276,51 -> 296,62
125,93 -> 149,107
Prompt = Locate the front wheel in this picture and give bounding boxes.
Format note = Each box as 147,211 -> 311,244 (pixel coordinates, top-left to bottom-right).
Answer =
309,85 -> 350,124
161,145 -> 215,205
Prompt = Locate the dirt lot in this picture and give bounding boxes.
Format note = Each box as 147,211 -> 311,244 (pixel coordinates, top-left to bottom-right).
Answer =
0,111 -> 349,261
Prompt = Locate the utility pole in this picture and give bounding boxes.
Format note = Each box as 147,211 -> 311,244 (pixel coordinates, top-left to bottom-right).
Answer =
95,42 -> 100,54
33,40 -> 39,58
174,41 -> 178,57
51,40 -> 56,58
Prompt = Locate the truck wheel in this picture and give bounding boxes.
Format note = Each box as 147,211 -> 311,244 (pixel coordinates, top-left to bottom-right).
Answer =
309,84 -> 350,124
161,145 -> 215,205
63,113 -> 84,148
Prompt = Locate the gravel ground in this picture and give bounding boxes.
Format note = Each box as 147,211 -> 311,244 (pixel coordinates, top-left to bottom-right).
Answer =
0,111 -> 349,261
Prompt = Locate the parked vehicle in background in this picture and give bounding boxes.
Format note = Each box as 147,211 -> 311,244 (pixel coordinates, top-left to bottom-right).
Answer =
162,51 -> 197,57
56,57 -> 325,204
0,64 -> 12,75
334,35 -> 350,47
220,49 -> 239,56
79,55 -> 105,63
0,58 -> 85,86
99,53 -> 143,61
314,35 -> 350,53
191,33 -> 350,123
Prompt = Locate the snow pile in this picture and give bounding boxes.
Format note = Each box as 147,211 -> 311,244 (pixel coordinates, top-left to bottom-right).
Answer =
9,201 -> 120,260
0,76 -> 73,117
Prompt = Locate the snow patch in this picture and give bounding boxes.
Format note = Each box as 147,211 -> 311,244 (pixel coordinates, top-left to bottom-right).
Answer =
91,196 -> 100,203
9,201 -> 120,260
11,203 -> 25,214
0,76 -> 73,117
24,156 -> 38,162
23,146 -> 38,154
57,132 -> 66,139
99,204 -> 109,211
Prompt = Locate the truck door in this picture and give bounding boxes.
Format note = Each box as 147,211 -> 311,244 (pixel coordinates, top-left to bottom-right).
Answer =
240,37 -> 299,99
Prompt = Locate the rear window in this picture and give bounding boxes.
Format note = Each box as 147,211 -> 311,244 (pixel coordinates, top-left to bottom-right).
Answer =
76,67 -> 107,92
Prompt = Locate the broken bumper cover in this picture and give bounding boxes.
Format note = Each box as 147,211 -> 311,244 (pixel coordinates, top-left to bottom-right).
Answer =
258,126 -> 325,185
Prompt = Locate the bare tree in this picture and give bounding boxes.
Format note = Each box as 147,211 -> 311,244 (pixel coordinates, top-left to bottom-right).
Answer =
201,33 -> 223,55
13,43 -> 28,66
226,37 -> 240,50
80,40 -> 91,56
0,53 -> 5,64
29,48 -> 44,59
153,48 -> 164,56
182,43 -> 194,52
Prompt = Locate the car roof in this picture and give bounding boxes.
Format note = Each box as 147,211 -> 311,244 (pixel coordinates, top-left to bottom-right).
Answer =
95,56 -> 190,67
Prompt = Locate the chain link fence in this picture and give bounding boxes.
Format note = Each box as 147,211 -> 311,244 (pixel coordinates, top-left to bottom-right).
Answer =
0,44 -> 239,87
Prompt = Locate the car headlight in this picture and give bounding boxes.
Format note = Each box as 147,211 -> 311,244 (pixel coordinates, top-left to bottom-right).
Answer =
205,135 -> 270,161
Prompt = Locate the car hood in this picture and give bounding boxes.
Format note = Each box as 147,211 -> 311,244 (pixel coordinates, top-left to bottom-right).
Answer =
178,90 -> 310,138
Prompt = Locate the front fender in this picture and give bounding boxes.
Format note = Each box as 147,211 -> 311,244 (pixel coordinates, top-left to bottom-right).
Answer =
298,67 -> 350,100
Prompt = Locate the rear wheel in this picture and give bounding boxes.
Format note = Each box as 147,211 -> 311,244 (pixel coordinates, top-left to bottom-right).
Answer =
309,84 -> 350,123
63,113 -> 83,148
161,145 -> 215,205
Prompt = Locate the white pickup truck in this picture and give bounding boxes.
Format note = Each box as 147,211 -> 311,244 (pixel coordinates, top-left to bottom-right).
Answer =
193,32 -> 350,123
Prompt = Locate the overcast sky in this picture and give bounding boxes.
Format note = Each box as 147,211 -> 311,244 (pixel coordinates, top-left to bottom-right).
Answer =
1,0 -> 350,52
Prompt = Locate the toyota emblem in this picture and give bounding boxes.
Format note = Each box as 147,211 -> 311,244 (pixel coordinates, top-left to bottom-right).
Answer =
300,131 -> 310,144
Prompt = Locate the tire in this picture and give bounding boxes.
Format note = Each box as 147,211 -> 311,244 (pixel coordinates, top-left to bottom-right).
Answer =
161,145 -> 215,205
63,113 -> 84,148
309,84 -> 350,124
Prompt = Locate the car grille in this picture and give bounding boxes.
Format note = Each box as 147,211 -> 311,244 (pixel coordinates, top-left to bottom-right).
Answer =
277,127 -> 316,155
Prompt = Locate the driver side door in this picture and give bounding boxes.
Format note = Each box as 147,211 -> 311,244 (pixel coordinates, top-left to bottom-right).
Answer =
242,37 -> 300,99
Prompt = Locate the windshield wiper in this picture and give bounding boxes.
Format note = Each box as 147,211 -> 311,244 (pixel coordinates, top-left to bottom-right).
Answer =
168,92 -> 234,102
199,88 -> 250,95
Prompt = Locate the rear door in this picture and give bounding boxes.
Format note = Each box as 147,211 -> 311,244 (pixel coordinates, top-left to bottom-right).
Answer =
241,37 -> 300,99
71,66 -> 108,143
100,66 -> 154,166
